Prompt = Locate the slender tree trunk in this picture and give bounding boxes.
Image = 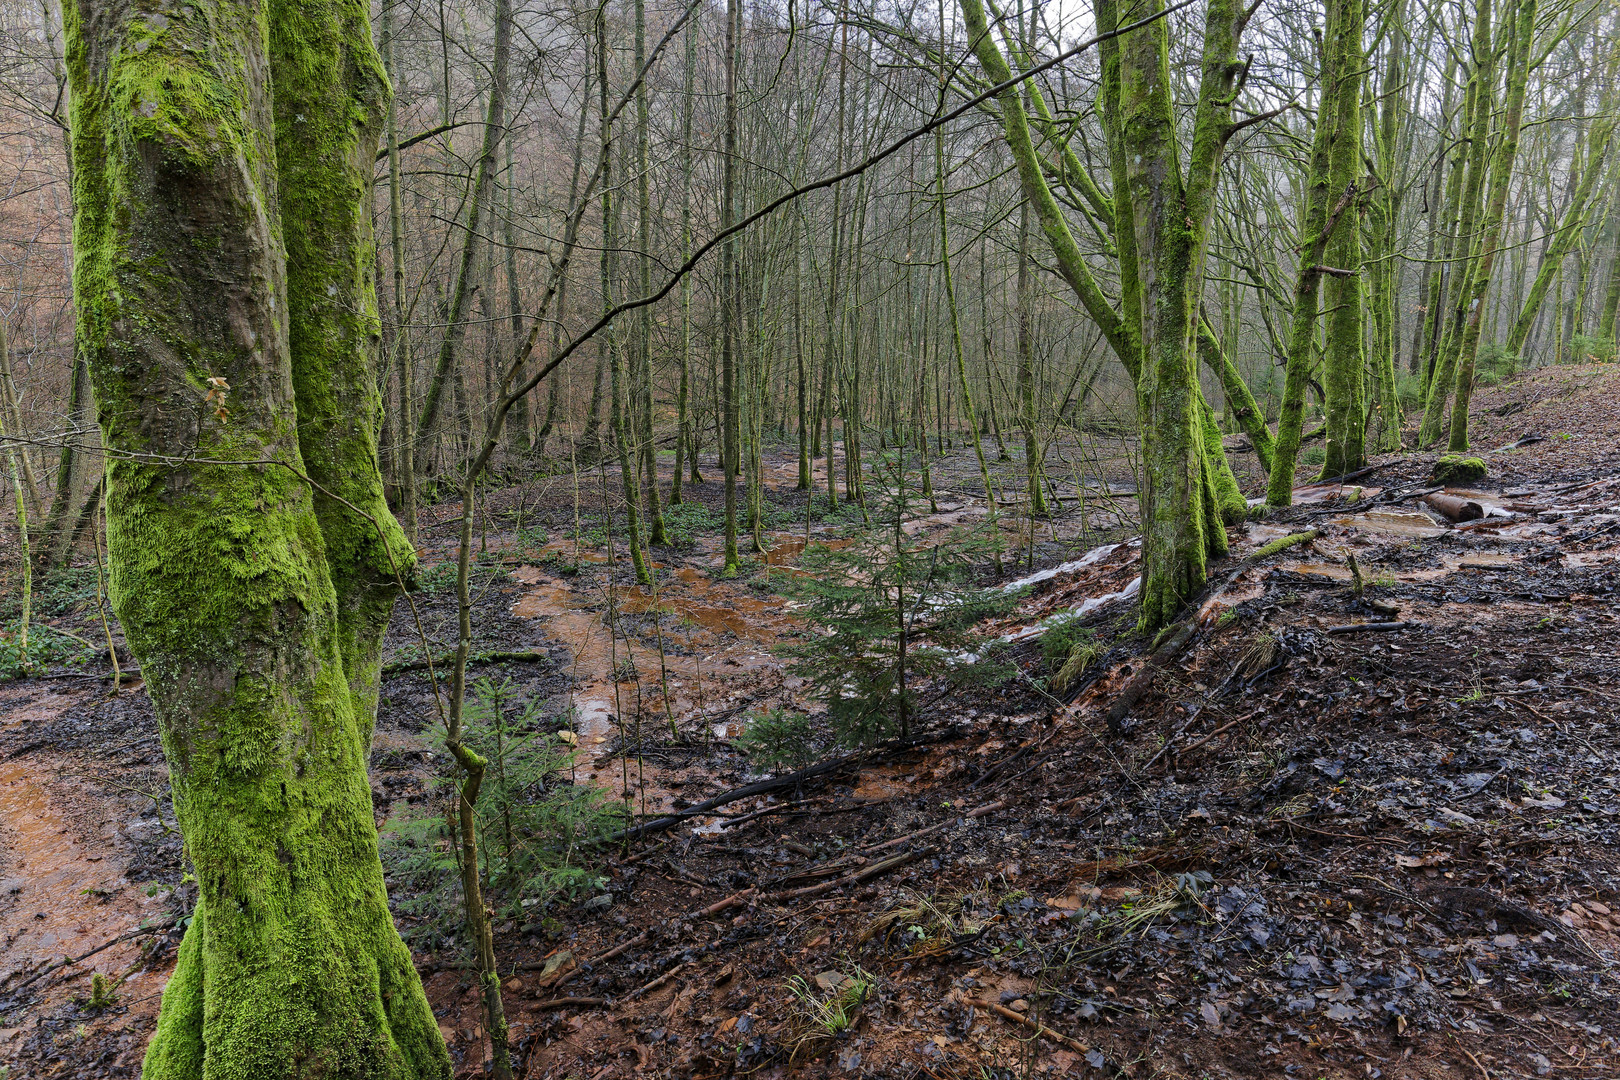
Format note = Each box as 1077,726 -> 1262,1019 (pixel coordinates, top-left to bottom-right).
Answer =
672,14 -> 697,505
1599,181 -> 1620,344
933,0 -> 996,515
503,130 -> 529,459
1015,201 -> 1047,515
0,321 -> 41,523
1508,110 -> 1616,355
1420,0 -> 1494,445
382,0 -> 417,542
634,0 -> 665,544
1448,0 -> 1535,451
1268,18 -> 1356,505
1318,0 -> 1366,478
721,0 -> 741,573
414,1 -> 509,476
600,16 -> 649,586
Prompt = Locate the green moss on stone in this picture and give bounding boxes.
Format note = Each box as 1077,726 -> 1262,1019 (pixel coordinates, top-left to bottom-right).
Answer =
1431,454 -> 1487,484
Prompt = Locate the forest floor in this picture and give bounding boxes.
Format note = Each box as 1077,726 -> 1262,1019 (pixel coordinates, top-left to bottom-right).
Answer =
1,362 -> 1618,1079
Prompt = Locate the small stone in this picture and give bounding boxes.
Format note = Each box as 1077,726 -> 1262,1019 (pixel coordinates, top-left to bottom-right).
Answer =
1584,900 -> 1611,916
1008,998 -> 1029,1013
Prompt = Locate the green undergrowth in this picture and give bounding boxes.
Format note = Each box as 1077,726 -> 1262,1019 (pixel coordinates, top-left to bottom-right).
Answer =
380,678 -> 620,946
736,707 -> 820,772
0,622 -> 97,679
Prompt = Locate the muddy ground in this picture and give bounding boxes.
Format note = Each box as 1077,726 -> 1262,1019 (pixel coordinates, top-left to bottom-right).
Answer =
1,364 -> 1618,1079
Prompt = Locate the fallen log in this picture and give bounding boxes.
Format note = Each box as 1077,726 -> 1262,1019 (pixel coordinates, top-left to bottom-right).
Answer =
1325,621 -> 1422,634
1104,531 -> 1319,730
1422,492 -> 1483,522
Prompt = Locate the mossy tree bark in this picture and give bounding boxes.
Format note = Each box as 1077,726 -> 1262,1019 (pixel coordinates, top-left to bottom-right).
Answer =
1419,0 -> 1494,445
1108,0 -> 1238,629
1366,0 -> 1406,453
63,0 -> 447,1074
1599,179 -> 1620,345
961,0 -> 1250,629
1505,83 -> 1615,356
1317,0 -> 1366,478
1447,0 -> 1536,451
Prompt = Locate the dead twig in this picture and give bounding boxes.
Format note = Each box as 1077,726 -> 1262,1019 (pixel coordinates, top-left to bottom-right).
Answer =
690,887 -> 755,918
8,918 -> 177,993
528,996 -> 606,1011
861,801 -> 1004,855
626,960 -> 690,1000
968,997 -> 1089,1053
1324,621 -> 1422,634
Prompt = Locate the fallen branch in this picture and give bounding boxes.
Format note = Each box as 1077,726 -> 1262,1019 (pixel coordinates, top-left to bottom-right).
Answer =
1175,719 -> 1240,758
528,929 -> 653,989
528,996 -> 606,1011
862,801 -> 1004,856
8,918 -> 176,993
626,960 -> 690,1000
690,887 -> 755,919
968,998 -> 1089,1053
383,649 -> 551,674
592,734 -> 950,847
1110,530 -> 1319,728
765,848 -> 930,901
1324,621 -> 1421,634
1314,462 -> 1391,486
1104,620 -> 1198,729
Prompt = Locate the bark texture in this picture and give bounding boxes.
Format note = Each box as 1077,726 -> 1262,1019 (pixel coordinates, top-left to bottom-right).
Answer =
63,0 -> 445,1074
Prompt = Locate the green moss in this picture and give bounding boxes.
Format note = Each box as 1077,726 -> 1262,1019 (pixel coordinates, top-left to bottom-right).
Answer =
65,0 -> 446,1074
1431,454 -> 1487,484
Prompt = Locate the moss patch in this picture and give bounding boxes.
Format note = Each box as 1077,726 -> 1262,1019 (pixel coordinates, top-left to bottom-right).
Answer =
1432,455 -> 1487,484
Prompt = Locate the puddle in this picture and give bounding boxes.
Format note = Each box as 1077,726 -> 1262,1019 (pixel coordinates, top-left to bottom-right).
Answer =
1277,561 -> 1355,580
1452,552 -> 1519,568
900,505 -> 989,535
0,693 -> 169,1013
1290,483 -> 1385,505
1330,509 -> 1449,539
1000,541 -> 1126,592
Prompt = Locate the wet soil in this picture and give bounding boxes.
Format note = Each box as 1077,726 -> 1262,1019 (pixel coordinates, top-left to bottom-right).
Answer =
2,364 -> 1619,1078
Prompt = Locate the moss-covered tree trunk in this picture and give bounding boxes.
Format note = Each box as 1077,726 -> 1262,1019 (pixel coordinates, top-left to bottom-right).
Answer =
1111,0 -> 1231,629
63,0 -> 448,1075
1447,0 -> 1535,450
1317,0 -> 1366,478
1419,0 -> 1493,445
1366,0 -> 1405,452
961,0 -> 1246,629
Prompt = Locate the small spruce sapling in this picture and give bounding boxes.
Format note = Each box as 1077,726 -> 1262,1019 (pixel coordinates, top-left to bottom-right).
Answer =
380,678 -> 621,940
781,448 -> 1019,749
